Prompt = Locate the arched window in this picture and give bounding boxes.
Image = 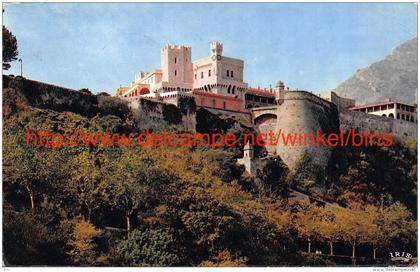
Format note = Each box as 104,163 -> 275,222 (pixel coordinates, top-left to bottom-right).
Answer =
397,113 -> 400,119
411,116 -> 414,122
231,71 -> 233,77
208,70 -> 211,77
382,114 -> 386,117
174,57 -> 177,64
227,85 -> 231,94
201,71 -> 204,79
226,70 -> 230,77
195,74 -> 197,80
388,113 -> 394,118
232,86 -> 236,94
174,70 -> 177,76
402,114 -> 405,120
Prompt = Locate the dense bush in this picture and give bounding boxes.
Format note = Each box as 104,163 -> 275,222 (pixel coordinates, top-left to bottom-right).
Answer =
112,229 -> 182,266
97,96 -> 130,119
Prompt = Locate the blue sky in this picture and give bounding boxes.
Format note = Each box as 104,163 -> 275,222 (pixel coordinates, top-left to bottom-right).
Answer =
3,3 -> 417,94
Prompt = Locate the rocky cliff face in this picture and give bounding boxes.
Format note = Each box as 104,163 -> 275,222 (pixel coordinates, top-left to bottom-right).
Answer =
334,37 -> 417,105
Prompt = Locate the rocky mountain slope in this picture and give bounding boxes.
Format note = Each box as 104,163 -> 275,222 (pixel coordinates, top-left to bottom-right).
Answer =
334,37 -> 417,105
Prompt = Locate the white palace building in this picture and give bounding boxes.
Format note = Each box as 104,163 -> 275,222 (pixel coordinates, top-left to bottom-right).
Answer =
115,42 -> 277,112
115,41 -> 416,123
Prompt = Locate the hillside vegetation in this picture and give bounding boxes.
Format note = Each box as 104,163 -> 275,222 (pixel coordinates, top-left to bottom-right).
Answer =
2,81 -> 417,266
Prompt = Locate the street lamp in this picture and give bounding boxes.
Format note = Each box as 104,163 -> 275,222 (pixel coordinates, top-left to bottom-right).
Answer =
18,58 -> 22,77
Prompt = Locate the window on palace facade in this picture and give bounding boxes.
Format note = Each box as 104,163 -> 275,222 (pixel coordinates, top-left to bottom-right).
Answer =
201,72 -> 204,79
174,70 -> 177,76
231,71 -> 233,77
226,70 -> 230,77
208,70 -> 211,77
195,74 -> 197,80
175,57 -> 177,64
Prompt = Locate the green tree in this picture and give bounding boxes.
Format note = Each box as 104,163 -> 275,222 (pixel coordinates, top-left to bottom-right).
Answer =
336,205 -> 374,258
294,199 -> 322,253
355,203 -> 416,260
101,147 -> 170,232
3,141 -> 68,210
3,210 -> 48,265
199,250 -> 247,266
380,202 -> 416,255
79,88 -> 92,94
72,151 -> 105,221
364,205 -> 385,259
3,26 -> 18,70
258,157 -> 289,195
113,228 -> 181,266
67,219 -> 104,265
326,139 -> 417,214
176,186 -> 237,254
318,205 -> 341,256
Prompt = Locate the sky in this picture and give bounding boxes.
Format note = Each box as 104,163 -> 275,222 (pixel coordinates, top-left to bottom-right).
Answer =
3,3 -> 418,94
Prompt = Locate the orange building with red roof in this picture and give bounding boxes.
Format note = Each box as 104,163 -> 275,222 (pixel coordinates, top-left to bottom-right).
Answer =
193,90 -> 248,113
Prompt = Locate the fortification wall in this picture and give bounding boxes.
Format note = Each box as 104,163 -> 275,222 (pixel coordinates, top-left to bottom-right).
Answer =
3,75 -> 204,133
339,109 -> 417,138
3,75 -> 99,117
129,97 -> 197,131
276,91 -> 340,170
283,91 -> 336,110
254,113 -> 277,155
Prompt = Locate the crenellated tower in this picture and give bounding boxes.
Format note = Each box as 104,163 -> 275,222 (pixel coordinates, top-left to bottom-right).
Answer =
161,44 -> 193,84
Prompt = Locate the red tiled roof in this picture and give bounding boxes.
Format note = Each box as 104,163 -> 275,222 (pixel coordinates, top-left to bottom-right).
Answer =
349,101 -> 400,110
246,88 -> 275,97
